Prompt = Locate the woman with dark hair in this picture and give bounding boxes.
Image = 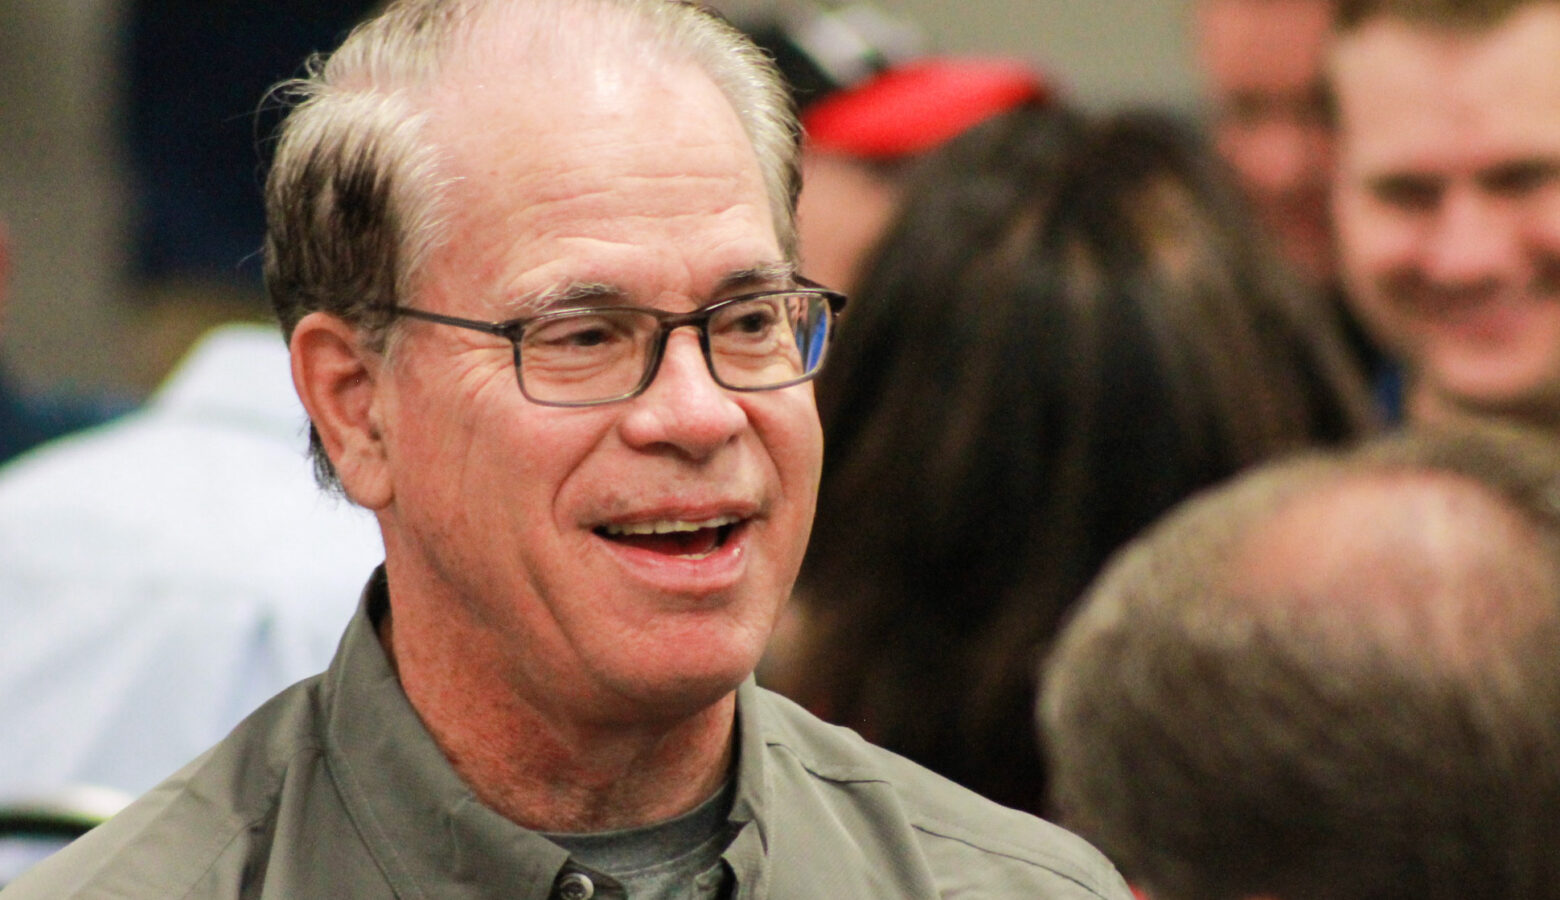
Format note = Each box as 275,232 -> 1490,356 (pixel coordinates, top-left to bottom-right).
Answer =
772,106 -> 1378,815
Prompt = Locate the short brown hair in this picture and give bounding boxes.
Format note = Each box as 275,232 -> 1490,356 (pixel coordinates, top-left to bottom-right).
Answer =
1335,0 -> 1550,31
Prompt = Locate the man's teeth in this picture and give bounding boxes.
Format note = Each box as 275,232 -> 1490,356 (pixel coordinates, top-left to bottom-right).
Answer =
600,515 -> 739,536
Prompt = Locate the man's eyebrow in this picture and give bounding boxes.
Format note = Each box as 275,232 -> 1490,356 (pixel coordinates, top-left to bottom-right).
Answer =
1366,171 -> 1444,207
505,282 -> 625,316
501,263 -> 797,317
718,261 -> 798,294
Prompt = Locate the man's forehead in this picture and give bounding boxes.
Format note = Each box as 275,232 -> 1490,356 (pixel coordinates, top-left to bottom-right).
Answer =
418,44 -> 761,212
443,0 -> 657,78
1332,8 -> 1560,159
1332,4 -> 1560,91
1198,0 -> 1335,67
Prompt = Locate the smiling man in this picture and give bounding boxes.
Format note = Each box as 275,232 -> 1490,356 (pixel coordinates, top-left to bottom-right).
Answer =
1331,0 -> 1560,429
0,1 -> 1130,898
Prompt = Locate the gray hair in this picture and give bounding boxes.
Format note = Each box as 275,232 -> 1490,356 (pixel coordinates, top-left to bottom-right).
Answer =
263,0 -> 800,488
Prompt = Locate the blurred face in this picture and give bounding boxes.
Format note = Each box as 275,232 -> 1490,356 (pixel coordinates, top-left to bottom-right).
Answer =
371,54 -> 822,722
1197,0 -> 1337,281
795,151 -> 902,295
1333,7 -> 1560,425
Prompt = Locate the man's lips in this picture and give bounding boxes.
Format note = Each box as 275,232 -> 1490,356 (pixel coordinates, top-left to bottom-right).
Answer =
593,514 -> 744,560
1402,287 -> 1548,345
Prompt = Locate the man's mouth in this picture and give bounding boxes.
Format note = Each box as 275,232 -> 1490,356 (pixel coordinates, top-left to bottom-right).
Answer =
594,515 -> 742,560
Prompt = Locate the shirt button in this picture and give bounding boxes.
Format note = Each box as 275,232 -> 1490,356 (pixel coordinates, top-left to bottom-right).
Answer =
557,872 -> 595,900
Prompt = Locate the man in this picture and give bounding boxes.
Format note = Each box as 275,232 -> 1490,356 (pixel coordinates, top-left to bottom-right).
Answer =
1194,0 -> 1338,283
3,1 -> 1130,897
1331,0 -> 1560,429
1193,0 -> 1393,414
1040,425 -> 1560,899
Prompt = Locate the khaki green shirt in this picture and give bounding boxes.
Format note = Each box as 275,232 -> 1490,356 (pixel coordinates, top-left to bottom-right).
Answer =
4,572 -> 1129,899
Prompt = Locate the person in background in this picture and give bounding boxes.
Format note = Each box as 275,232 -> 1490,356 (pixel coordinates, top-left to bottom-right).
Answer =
1194,0 -> 1338,285
770,106 -> 1376,815
1041,424 -> 1560,900
0,0 -> 382,802
1331,0 -> 1560,432
4,1 -> 1132,896
1192,0 -> 1399,414
739,3 -> 1050,295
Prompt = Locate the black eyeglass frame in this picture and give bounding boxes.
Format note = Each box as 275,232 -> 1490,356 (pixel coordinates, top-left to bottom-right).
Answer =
389,284 -> 847,408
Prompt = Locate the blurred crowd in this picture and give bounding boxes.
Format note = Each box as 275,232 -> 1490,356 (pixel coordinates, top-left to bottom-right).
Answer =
4,0 -> 1560,896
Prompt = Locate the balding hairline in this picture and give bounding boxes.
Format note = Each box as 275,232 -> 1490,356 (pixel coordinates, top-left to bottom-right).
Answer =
1225,468 -> 1557,674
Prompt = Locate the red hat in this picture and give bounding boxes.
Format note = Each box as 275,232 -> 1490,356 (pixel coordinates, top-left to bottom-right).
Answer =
801,57 -> 1051,160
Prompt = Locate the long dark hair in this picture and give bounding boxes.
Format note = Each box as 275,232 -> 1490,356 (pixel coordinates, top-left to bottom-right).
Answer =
781,106 -> 1377,814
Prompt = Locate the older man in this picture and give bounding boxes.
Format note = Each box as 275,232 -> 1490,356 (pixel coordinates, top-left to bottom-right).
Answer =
1041,424 -> 1560,899
2,1 -> 1129,897
1195,0 -> 1339,284
1331,0 -> 1560,429
1192,0 -> 1395,411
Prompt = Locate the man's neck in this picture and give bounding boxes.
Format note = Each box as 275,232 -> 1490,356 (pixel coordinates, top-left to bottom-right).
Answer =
377,602 -> 738,834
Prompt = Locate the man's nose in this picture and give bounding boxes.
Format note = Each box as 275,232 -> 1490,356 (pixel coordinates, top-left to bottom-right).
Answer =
618,329 -> 747,459
1423,186 -> 1518,290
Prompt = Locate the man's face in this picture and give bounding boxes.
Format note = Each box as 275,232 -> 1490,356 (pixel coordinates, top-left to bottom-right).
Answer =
369,53 -> 822,722
1333,6 -> 1560,424
1197,0 -> 1337,281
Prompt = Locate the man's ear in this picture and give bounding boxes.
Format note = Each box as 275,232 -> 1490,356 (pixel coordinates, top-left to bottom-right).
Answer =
291,311 -> 393,509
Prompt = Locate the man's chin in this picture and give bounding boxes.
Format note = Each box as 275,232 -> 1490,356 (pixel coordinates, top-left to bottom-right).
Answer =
600,634 -> 766,712
599,667 -> 750,726
1415,370 -> 1560,429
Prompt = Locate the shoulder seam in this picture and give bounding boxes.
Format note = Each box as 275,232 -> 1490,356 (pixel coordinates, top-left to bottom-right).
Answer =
763,736 -> 888,786
910,819 -> 1114,898
172,738 -> 328,898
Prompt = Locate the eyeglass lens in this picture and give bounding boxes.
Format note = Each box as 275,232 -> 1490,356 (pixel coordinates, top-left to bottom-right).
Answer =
517,293 -> 830,404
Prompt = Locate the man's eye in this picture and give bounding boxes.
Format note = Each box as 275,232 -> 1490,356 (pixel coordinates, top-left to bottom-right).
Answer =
730,309 -> 778,334
1483,161 -> 1560,197
559,326 -> 613,347
1369,175 -> 1442,212
528,315 -> 634,349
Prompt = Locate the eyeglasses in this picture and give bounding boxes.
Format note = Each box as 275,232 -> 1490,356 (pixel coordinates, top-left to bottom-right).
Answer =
390,287 -> 846,407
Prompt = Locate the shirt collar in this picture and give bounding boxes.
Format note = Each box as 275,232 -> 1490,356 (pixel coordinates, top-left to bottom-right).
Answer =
318,569 -> 777,898
321,569 -> 570,899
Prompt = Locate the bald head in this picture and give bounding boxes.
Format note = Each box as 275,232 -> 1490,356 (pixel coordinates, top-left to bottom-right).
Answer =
1230,468 -> 1555,669
1041,425 -> 1560,900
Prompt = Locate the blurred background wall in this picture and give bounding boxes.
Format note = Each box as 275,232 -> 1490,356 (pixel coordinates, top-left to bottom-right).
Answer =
0,0 -> 1200,397
1,0 -> 129,396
